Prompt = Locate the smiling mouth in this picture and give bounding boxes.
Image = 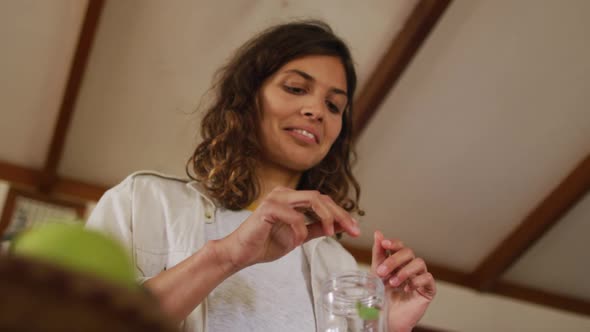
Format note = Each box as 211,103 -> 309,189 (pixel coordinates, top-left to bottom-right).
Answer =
286,128 -> 319,144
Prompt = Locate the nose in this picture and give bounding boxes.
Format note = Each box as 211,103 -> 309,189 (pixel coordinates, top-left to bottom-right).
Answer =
301,97 -> 324,121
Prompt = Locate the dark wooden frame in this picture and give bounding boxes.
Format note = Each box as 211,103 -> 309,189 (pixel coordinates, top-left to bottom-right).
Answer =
0,187 -> 86,237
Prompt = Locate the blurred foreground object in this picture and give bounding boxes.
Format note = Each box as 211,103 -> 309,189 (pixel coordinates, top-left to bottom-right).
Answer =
0,223 -> 177,332
11,223 -> 136,289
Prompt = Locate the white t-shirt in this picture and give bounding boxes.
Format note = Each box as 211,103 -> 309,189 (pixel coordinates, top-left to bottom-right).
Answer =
204,208 -> 315,332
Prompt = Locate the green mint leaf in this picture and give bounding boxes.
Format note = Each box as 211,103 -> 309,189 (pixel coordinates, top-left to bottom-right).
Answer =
356,301 -> 380,320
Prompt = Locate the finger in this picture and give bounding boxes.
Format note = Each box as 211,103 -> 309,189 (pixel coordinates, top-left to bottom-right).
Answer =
381,238 -> 404,252
308,198 -> 336,236
259,201 -> 308,245
333,223 -> 344,234
289,219 -> 309,247
372,233 -> 405,273
387,257 -> 427,288
320,194 -> 360,237
375,247 -> 415,278
407,272 -> 436,299
274,190 -> 358,237
371,231 -> 386,272
304,217 -> 347,242
304,222 -> 326,241
305,221 -> 348,240
270,189 -> 334,235
300,198 -> 338,236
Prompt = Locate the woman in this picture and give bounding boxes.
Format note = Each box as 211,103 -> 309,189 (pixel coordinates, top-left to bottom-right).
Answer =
87,21 -> 435,331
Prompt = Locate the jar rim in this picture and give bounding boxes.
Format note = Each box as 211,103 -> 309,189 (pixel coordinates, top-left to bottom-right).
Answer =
320,270 -> 385,307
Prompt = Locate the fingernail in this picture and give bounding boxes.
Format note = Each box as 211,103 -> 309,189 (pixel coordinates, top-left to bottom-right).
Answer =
377,265 -> 387,276
382,240 -> 392,248
389,276 -> 400,287
352,225 -> 360,235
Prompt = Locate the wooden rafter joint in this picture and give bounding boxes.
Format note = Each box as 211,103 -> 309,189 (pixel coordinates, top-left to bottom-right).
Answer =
38,171 -> 58,194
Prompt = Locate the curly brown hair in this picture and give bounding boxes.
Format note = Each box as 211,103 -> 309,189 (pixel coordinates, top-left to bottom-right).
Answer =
187,20 -> 363,215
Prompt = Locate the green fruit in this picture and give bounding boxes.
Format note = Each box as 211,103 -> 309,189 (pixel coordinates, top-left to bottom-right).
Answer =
11,222 -> 136,289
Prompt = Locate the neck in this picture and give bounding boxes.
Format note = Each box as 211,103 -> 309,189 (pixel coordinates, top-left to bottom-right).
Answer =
255,161 -> 302,202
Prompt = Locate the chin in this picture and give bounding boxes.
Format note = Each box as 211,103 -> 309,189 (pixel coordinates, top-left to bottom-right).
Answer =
282,157 -> 322,173
287,162 -> 317,173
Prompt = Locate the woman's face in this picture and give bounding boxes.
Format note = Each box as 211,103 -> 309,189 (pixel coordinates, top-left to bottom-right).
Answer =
258,55 -> 348,172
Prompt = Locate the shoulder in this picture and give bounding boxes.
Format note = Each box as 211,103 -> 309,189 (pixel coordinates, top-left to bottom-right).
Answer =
109,170 -> 198,198
95,170 -> 219,213
123,170 -> 188,187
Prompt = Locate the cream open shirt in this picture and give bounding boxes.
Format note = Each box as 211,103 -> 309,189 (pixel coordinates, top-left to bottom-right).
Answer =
86,171 -> 357,332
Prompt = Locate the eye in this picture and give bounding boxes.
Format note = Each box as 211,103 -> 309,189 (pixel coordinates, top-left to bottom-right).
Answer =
283,85 -> 306,95
326,100 -> 342,114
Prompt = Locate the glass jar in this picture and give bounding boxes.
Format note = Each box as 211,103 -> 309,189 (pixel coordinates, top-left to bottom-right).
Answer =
318,270 -> 387,332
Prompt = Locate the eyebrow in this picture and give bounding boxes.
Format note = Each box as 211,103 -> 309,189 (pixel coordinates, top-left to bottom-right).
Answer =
284,69 -> 348,97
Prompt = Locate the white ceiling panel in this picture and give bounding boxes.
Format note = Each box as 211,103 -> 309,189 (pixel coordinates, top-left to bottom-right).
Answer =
0,0 -> 87,168
344,0 -> 590,272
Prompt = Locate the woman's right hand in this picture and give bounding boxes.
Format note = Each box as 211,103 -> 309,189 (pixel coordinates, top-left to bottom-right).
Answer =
219,186 -> 361,270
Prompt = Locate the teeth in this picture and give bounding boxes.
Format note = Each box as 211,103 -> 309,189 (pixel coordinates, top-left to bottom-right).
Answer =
293,129 -> 315,140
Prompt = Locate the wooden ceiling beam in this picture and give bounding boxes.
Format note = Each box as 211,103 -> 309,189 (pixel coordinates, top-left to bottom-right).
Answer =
0,161 -> 107,202
0,160 -> 40,188
470,155 -> 590,291
494,281 -> 590,317
352,0 -> 452,140
52,177 -> 108,202
39,0 -> 105,193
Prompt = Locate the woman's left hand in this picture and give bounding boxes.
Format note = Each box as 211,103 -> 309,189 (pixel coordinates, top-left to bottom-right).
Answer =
371,230 -> 436,332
